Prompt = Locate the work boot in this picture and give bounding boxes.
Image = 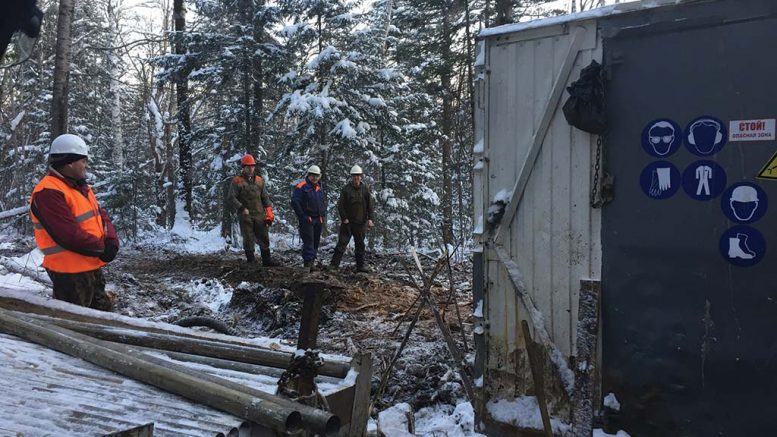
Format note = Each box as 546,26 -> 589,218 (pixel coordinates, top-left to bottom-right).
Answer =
328,251 -> 343,271
246,251 -> 257,264
261,249 -> 280,267
355,253 -> 370,273
303,260 -> 313,273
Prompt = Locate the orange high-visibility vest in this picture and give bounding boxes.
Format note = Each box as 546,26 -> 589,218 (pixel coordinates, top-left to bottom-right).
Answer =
30,175 -> 106,273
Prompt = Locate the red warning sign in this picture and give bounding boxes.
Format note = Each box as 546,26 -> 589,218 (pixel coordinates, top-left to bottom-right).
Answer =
729,119 -> 776,142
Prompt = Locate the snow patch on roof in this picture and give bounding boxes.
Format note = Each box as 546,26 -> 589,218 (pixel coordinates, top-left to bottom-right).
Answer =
479,0 -> 694,38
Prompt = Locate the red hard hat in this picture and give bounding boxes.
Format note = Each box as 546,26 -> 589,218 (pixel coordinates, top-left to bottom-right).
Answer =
240,154 -> 256,166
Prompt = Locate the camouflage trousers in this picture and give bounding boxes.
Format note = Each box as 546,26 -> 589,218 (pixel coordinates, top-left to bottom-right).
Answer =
240,215 -> 270,257
46,268 -> 113,311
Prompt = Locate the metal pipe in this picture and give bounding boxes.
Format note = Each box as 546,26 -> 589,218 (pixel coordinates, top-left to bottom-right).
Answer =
15,311 -> 350,378
0,308 -> 302,434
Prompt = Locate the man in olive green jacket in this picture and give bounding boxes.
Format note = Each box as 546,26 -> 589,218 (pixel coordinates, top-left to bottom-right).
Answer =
227,153 -> 279,266
330,165 -> 375,272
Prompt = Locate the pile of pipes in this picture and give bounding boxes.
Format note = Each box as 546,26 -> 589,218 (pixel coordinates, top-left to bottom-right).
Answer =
0,304 -> 345,435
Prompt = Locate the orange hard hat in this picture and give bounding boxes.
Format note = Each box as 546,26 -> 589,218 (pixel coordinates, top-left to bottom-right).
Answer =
240,154 -> 256,166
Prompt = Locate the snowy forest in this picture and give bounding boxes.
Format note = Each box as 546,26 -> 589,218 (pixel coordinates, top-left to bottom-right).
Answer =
0,0 -> 585,247
0,0 -> 637,436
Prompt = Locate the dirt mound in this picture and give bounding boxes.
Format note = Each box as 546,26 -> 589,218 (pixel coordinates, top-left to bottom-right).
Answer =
108,247 -> 474,411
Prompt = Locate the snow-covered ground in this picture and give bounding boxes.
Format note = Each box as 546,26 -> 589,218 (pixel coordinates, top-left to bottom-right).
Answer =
0,223 -> 631,436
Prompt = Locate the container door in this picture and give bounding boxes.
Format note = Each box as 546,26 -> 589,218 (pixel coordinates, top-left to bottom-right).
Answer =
601,4 -> 777,436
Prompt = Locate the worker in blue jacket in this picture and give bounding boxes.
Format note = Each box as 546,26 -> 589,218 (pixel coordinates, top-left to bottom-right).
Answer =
291,165 -> 326,271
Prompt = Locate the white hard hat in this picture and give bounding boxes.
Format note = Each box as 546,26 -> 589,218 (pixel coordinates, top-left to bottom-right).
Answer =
731,185 -> 758,203
307,165 -> 321,175
350,165 -> 363,175
50,134 -> 89,157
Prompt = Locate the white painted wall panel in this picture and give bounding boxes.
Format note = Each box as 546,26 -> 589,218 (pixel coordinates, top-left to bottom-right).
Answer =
481,21 -> 602,375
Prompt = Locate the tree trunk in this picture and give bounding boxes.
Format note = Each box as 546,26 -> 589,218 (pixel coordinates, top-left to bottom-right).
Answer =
495,0 -> 512,25
174,0 -> 192,217
220,135 -> 232,240
380,0 -> 394,56
165,82 -> 177,228
240,0 -> 252,154
252,12 -> 264,156
440,7 -> 455,246
51,0 -> 76,137
107,0 -> 123,171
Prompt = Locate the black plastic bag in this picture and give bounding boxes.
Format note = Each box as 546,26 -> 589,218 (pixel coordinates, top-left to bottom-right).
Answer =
562,59 -> 606,135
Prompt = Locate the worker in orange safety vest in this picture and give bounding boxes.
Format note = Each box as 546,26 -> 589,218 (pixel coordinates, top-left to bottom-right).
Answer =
29,134 -> 119,310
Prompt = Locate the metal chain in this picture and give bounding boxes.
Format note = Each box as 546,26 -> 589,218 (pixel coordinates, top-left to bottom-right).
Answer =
591,135 -> 602,208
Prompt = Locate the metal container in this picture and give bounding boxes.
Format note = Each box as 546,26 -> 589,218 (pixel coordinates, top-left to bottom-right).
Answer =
474,0 -> 777,434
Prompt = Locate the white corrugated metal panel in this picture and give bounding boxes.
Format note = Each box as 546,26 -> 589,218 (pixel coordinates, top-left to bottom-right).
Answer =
479,19 -> 602,391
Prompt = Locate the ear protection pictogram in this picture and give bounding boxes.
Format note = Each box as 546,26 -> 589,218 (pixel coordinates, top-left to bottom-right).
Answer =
688,118 -> 723,146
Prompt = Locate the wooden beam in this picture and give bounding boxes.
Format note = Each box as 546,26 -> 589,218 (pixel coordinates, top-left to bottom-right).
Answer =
493,245 -> 575,396
493,26 -> 587,244
296,281 -> 326,397
348,353 -> 373,437
522,320 -> 553,437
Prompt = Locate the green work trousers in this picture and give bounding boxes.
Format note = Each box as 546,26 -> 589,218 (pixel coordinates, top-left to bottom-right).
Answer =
333,222 -> 367,266
240,215 -> 270,257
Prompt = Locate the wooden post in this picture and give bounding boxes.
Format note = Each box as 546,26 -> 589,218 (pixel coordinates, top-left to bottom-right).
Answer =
297,281 -> 325,351
521,320 -> 553,437
296,281 -> 326,397
572,280 -> 601,436
348,353 -> 373,437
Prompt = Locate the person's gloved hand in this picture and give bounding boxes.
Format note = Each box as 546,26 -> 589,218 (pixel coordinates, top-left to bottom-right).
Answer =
319,216 -> 324,224
99,241 -> 119,262
306,216 -> 313,224
265,206 -> 274,226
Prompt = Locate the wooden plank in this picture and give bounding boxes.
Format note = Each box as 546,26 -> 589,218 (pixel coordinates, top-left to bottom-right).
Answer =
521,320 -> 553,437
322,384 -> 354,432
571,280 -> 601,436
549,34 -> 574,356
347,353 -> 372,437
493,26 -> 587,245
568,48 -> 595,356
529,34 -> 555,351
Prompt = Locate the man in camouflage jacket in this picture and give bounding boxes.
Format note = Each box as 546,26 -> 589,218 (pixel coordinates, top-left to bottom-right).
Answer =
227,154 -> 279,266
330,165 -> 375,272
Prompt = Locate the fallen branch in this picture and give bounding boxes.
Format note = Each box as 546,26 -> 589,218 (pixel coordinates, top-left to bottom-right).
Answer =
372,255 -> 447,408
0,206 -> 28,220
407,251 -> 475,403
353,302 -> 379,312
441,241 -> 468,353
0,256 -> 52,286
